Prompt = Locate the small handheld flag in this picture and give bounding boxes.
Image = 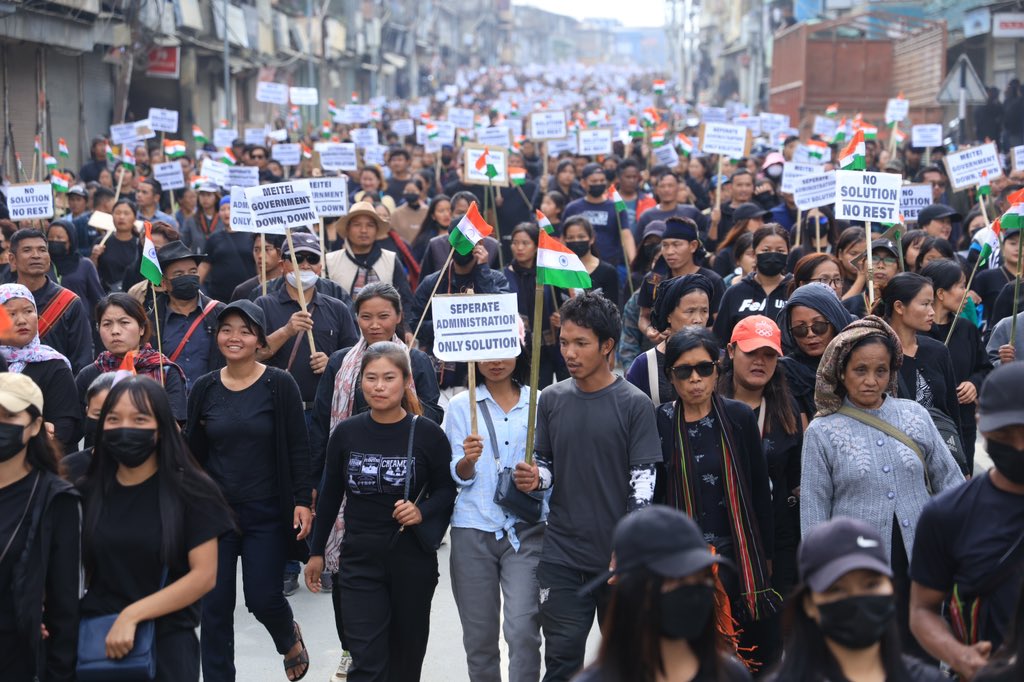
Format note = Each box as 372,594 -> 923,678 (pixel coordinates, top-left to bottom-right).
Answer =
536,210 -> 553,234
140,222 -> 163,286
449,202 -> 493,255
58,138 -> 69,158
537,231 -> 592,289
192,125 -> 208,144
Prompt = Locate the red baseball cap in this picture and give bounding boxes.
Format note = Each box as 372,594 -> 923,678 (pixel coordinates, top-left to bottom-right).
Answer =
730,315 -> 783,356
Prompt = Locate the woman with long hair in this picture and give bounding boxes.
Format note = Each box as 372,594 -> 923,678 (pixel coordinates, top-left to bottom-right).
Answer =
0,373 -> 80,681
306,342 -> 456,681
712,205 -> 770,278
724,233 -> 756,287
412,194 -> 452,267
713,225 -> 792,346
913,237 -> 956,272
900,230 -> 928,273
575,506 -> 751,682
562,216 -> 622,304
79,376 -> 232,681
62,372 -> 116,480
91,198 -> 140,292
835,226 -> 867,301
539,190 -> 566,237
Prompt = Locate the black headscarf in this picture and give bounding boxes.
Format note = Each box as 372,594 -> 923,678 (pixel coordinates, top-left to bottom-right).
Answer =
776,282 -> 855,404
651,273 -> 715,332
47,218 -> 81,275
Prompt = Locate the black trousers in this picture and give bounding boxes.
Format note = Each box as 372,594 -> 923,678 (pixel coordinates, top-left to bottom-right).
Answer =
338,529 -> 438,682
155,628 -> 201,681
536,560 -> 612,682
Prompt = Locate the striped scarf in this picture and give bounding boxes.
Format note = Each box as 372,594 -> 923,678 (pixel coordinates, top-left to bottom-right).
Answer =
667,395 -> 780,624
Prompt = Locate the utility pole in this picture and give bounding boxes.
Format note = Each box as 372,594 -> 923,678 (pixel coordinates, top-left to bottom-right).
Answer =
223,0 -> 231,126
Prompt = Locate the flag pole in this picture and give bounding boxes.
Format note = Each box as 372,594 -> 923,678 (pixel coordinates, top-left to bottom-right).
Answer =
815,215 -> 822,253
151,282 -> 165,386
524,282 -> 544,466
466,288 -> 477,436
318,217 -> 328,278
614,207 -> 635,295
865,223 -> 876,311
409,247 -> 455,348
945,251 -> 986,345
894,226 -> 905,273
260,233 -> 269,297
795,208 -> 802,247
978,192 -> 990,225
1011,231 -> 1024,348
284,227 -> 317,353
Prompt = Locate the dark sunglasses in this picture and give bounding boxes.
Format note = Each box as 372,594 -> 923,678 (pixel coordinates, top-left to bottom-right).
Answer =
293,253 -> 321,265
790,321 -> 831,338
670,361 -> 717,380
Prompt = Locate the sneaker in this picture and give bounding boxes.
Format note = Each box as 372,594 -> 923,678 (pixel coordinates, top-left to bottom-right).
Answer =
320,571 -> 333,594
330,652 -> 352,680
283,573 -> 299,597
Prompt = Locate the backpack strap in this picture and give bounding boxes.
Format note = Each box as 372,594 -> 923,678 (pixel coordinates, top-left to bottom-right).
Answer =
38,288 -> 79,339
838,405 -> 932,494
168,299 -> 220,363
645,347 -> 659,403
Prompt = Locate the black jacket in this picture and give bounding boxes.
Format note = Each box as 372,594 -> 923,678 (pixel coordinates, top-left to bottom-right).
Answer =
146,291 -> 227,379
30,277 -> 94,374
712,272 -> 792,347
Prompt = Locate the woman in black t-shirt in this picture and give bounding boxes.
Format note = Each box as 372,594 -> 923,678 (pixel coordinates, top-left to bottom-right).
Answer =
306,341 -> 456,682
91,198 -> 140,292
198,198 -> 256,302
79,376 -> 231,682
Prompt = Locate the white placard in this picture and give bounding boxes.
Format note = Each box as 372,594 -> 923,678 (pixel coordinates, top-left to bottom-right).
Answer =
478,126 -> 512,147
899,184 -> 932,223
148,108 -> 179,133
943,142 -> 1003,191
256,81 -> 289,105
545,136 -> 577,156
243,182 -> 317,234
229,187 -> 254,232
433,121 -> 456,145
780,162 -> 821,194
699,123 -> 750,158
759,113 -> 790,135
1013,145 -> 1024,172
529,111 -> 568,140
199,159 -> 229,188
911,124 -> 943,149
272,143 -> 301,166
5,183 -> 53,220
350,128 -> 379,149
213,128 -> 238,149
431,293 -> 522,362
653,144 -> 680,168
793,144 -> 832,165
295,177 -> 349,217
812,116 -> 838,140
734,117 -> 762,136
884,98 -> 909,124
109,123 -> 139,145
578,128 -> 613,156
289,86 -> 319,106
342,105 -> 372,124
447,107 -> 475,130
244,128 -> 267,146
87,211 -> 115,233
152,162 -> 186,191
268,129 -> 289,142
699,107 -> 728,123
793,171 -> 837,210
392,119 -> 415,137
464,146 -> 508,186
226,165 -> 260,188
318,143 -> 358,172
131,119 -> 156,141
363,145 -> 388,167
835,170 -> 901,223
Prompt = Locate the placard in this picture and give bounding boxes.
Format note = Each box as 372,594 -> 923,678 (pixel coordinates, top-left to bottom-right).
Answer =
943,142 -> 1003,191
350,127 -> 379,150
653,144 -> 680,168
759,113 -> 790,135
109,122 -> 139,145
148,108 -> 179,133
5,183 -> 53,220
463,144 -> 509,187
699,107 -> 728,123
578,128 -> 613,156
812,115 -> 838,140
793,171 -> 836,210
545,136 -> 577,156
213,128 -> 238,149
447,107 -> 475,130
268,129 -> 289,142
289,86 -> 319,106
529,111 -> 568,140
911,124 -> 943,149
884,98 -> 909,124
392,118 -> 415,137
243,182 -> 317,234
272,143 -> 301,166
834,170 -> 901,223
698,123 -> 751,158
780,162 -> 821,194
229,187 -> 254,232
152,161 -> 186,191
342,105 -> 372,124
433,121 -> 456,145
199,159 -> 229,188
431,293 -> 522,362
295,177 -> 349,217
363,145 -> 388,167
243,128 -> 266,146
793,143 -> 832,165
478,126 -> 512,147
131,119 -> 156,141
87,211 -> 115,233
899,184 -> 932,223
733,117 -> 762,136
318,143 -> 358,172
1013,145 -> 1024,172
226,165 -> 260,188
255,81 -> 289,105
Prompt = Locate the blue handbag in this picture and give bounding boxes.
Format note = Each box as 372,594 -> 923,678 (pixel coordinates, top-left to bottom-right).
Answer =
76,568 -> 167,681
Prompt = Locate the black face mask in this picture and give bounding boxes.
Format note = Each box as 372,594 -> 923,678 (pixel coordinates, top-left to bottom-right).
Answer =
102,428 -> 157,468
83,417 -> 98,443
817,594 -> 895,649
756,252 -> 788,277
566,241 -> 590,258
48,242 -> 69,258
659,584 -> 715,640
987,440 -> 1024,484
587,184 -> 607,199
0,422 -> 26,462
603,169 -> 617,183
453,251 -> 477,267
642,243 -> 660,262
170,274 -> 200,301
403,193 -> 420,208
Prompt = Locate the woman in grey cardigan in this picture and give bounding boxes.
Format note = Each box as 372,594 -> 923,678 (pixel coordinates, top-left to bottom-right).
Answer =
800,315 -> 964,653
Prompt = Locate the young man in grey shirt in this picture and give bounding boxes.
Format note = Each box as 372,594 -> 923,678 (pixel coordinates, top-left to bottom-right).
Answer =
516,292 -> 661,681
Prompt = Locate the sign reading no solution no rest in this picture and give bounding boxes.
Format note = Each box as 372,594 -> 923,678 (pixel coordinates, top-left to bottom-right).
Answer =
432,293 -> 522,362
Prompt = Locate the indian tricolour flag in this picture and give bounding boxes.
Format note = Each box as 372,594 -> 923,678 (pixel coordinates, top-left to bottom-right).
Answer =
537,230 -> 592,289
112,350 -> 137,385
193,125 -> 207,144
653,79 -> 665,95
860,124 -> 878,141
825,103 -> 839,117
893,128 -> 907,145
807,139 -> 829,160
328,98 -> 340,118
449,202 -> 493,255
628,117 -> 644,139
642,107 -> 660,127
676,133 -> 694,157
122,148 -> 136,170
50,170 -> 70,193
140,222 -> 163,286
43,154 -> 57,172
58,138 -> 69,158
106,143 -> 116,163
509,167 -> 526,186
474,148 -> 498,179
536,210 -> 553,234
608,184 -> 626,213
978,170 -> 991,198
426,122 -> 439,140
163,139 -> 187,158
832,117 -> 848,144
220,149 -> 237,166
839,129 -> 866,171
1001,200 -> 1024,232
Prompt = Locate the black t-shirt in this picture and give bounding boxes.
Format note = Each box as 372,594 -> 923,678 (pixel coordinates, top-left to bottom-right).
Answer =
911,472 -> 1024,650
588,260 -> 621,305
97,235 -> 138,291
204,231 -> 256,302
80,471 -> 232,634
712,274 -> 791,346
897,335 -> 961,435
971,267 -> 1013,327
197,378 -> 277,504
574,654 -> 751,682
0,472 -> 37,632
22,359 -> 81,452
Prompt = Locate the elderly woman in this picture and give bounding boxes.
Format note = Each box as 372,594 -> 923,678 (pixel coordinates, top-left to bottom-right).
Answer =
801,315 -> 964,650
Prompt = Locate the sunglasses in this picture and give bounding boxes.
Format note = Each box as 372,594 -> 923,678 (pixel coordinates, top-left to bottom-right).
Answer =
670,361 -> 717,380
293,253 -> 321,265
790,321 -> 831,338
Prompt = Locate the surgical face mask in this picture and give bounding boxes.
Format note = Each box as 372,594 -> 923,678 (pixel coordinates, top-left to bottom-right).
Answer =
587,183 -> 607,199
756,252 -> 787,277
285,271 -> 319,288
566,241 -> 590,258
47,242 -> 69,258
765,165 -> 783,179
987,439 -> 1024,484
403,193 -> 420,207
0,422 -> 27,462
817,594 -> 895,649
169,274 -> 200,301
102,427 -> 157,468
659,584 -> 715,640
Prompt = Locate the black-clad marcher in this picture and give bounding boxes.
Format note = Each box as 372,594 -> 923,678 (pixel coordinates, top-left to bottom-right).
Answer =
713,225 -> 792,347
186,301 -> 313,681
45,220 -> 104,323
0,373 -> 80,681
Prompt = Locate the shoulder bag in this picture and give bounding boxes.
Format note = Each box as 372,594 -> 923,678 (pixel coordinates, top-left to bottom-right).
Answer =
837,405 -> 933,494
480,400 -> 543,524
397,416 -> 452,552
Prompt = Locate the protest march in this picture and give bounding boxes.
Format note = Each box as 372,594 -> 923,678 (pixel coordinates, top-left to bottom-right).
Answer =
2,2 -> 1024,682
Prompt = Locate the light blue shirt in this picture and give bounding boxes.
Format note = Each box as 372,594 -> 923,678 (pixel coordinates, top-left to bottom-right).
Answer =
444,384 -> 548,550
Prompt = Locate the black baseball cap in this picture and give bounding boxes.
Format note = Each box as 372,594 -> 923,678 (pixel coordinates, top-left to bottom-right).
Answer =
871,238 -> 900,259
282,231 -> 323,257
798,517 -> 892,593
579,505 -> 731,595
733,202 -> 771,222
978,363 -> 1024,432
918,204 -> 962,227
217,300 -> 267,344
580,163 -> 605,181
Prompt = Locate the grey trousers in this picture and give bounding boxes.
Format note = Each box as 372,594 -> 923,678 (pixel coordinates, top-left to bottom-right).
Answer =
450,523 -> 544,682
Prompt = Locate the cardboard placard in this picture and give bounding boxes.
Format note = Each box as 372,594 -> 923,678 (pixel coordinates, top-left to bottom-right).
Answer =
780,162 -> 821,194
243,182 -> 317,234
295,177 -> 349,217
199,159 -> 229,188
148,108 -> 179,133
244,128 -> 267,146
1012,145 -> 1024,172
834,170 -> 901,223
578,128 -> 613,156
152,161 -> 186,191
318,143 -> 358,172
256,81 -> 289,105
271,143 -> 301,166
226,165 -> 260,189
899,184 -> 932,223
653,144 -> 680,168
213,128 -> 238,150
350,128 -> 379,149
911,124 -> 943,149
88,211 -> 115,233
698,123 -> 751,158
5,183 -> 53,220
431,293 -> 522,362
793,171 -> 836,210
943,142 -> 1003,191
463,144 -> 509,187
529,111 -> 568,140
478,126 -> 512,148
392,118 -> 415,137
884,98 -> 909,124
229,187 -> 254,231
289,86 -> 319,106
109,122 -> 139,145
131,119 -> 156,141
447,107 -> 475,130
812,116 -> 838,140
363,145 -> 388,167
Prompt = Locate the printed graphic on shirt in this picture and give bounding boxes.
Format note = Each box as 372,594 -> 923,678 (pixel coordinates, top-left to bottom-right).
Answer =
915,370 -> 934,409
737,298 -> 787,313
348,452 -> 408,495
581,209 -> 610,226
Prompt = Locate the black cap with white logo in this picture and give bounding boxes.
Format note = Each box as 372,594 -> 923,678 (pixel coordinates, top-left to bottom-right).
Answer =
798,517 -> 892,592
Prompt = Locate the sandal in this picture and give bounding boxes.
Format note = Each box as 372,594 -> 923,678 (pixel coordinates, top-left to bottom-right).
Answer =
283,621 -> 309,681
